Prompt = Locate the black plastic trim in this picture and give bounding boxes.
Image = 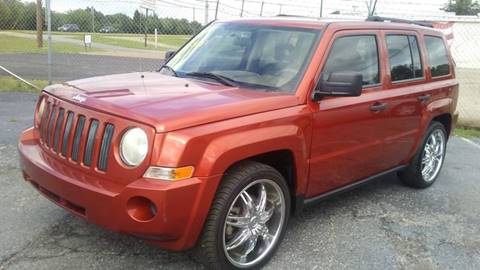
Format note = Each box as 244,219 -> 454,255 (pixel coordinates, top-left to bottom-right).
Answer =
83,120 -> 99,166
298,165 -> 407,208
46,106 -> 56,147
61,112 -> 74,157
71,116 -> 85,162
97,124 -> 114,171
53,109 -> 65,152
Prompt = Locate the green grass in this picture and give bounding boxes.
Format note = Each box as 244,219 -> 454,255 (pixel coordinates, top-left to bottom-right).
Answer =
454,127 -> 480,138
69,33 -> 189,50
0,35 -> 99,54
0,76 -> 49,92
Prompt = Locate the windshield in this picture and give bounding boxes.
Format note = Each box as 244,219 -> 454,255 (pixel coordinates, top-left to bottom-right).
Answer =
164,22 -> 321,92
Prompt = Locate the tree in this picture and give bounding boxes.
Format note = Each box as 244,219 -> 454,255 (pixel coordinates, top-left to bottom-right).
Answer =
443,0 -> 480,15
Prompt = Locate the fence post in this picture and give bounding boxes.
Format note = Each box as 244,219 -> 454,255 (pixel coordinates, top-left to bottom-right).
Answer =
144,8 -> 148,48
46,0 -> 52,85
204,0 -> 209,25
319,0 -> 323,18
215,0 -> 220,20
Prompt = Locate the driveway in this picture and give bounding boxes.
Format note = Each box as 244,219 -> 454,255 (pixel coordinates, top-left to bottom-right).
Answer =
0,92 -> 479,270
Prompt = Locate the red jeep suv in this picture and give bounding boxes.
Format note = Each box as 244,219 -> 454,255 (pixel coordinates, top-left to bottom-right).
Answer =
19,17 -> 459,269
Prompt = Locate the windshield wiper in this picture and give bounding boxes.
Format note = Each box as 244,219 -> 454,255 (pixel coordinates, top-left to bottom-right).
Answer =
186,72 -> 238,87
159,65 -> 178,77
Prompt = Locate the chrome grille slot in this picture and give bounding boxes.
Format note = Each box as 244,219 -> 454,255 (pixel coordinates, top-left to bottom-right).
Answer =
98,124 -> 114,171
83,120 -> 99,166
71,116 -> 86,162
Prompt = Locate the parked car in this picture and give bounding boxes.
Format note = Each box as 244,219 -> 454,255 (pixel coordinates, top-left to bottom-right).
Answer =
19,16 -> 459,269
99,26 -> 117,33
57,24 -> 80,32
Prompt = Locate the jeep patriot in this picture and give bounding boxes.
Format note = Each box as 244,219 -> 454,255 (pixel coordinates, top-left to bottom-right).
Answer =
19,17 -> 459,269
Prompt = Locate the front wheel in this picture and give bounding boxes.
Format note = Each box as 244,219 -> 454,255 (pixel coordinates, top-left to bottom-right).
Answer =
399,121 -> 447,188
193,161 -> 290,269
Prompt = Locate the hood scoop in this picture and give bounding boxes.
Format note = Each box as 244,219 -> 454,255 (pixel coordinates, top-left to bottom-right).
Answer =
86,89 -> 134,99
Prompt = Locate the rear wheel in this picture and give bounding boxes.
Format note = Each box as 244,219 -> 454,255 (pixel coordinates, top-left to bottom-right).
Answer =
193,161 -> 290,269
399,121 -> 447,188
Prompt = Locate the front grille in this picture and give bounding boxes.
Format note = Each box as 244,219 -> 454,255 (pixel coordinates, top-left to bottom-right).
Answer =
39,102 -> 115,172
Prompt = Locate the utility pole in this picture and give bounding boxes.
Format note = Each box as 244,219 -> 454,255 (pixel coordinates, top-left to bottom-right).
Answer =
204,0 -> 209,25
260,1 -> 264,16
215,0 -> 220,19
319,0 -> 323,18
240,0 -> 245,17
46,0 -> 52,84
36,0 -> 43,48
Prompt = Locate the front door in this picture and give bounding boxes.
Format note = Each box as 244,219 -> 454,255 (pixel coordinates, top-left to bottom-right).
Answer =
307,31 -> 395,196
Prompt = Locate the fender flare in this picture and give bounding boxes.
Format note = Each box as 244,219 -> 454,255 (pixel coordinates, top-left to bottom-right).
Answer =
195,124 -> 309,194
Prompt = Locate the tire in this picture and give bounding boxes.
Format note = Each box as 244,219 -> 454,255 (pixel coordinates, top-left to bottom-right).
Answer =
192,161 -> 291,269
399,121 -> 447,188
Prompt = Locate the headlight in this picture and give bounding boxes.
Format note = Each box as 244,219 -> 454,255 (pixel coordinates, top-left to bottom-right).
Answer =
120,128 -> 148,167
35,97 -> 46,127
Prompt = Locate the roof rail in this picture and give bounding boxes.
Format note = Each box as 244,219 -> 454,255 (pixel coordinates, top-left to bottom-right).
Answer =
276,14 -> 317,19
367,16 -> 433,28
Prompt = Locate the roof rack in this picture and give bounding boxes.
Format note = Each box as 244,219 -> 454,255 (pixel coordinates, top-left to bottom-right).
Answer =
367,16 -> 433,28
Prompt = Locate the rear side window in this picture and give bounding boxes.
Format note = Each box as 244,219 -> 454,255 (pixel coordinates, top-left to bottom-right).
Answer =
323,35 -> 380,86
424,36 -> 450,77
386,35 -> 423,82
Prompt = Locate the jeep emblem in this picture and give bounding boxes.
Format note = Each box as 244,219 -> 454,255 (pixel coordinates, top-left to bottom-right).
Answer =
72,94 -> 87,103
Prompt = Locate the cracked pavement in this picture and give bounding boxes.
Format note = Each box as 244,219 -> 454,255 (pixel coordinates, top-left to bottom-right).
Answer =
1,92 -> 479,270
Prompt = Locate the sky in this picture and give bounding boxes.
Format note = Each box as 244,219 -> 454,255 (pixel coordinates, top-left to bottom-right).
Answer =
24,0 -> 455,23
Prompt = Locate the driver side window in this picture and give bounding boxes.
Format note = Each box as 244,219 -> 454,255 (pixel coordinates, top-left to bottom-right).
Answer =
323,35 -> 380,86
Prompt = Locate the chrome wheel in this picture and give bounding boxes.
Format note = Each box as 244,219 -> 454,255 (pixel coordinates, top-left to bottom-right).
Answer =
421,129 -> 446,182
222,179 -> 286,268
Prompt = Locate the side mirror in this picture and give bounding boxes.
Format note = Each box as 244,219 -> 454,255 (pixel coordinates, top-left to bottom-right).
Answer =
165,50 -> 176,61
313,72 -> 363,101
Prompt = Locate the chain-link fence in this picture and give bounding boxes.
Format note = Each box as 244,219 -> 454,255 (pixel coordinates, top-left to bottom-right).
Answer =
0,0 -> 479,127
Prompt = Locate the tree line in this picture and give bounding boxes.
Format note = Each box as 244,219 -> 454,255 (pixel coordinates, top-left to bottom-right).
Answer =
0,0 -> 203,35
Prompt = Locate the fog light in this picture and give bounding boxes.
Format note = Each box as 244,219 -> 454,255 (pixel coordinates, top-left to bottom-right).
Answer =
143,166 -> 194,181
126,196 -> 157,222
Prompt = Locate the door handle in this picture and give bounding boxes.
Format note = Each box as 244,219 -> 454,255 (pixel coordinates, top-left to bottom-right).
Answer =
370,102 -> 388,112
417,94 -> 431,102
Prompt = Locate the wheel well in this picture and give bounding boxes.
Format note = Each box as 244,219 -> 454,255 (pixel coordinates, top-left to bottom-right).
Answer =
227,150 -> 297,211
432,113 -> 452,137
248,150 -> 296,193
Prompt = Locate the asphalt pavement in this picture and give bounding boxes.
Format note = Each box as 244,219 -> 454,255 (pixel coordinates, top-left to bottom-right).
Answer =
0,92 -> 479,270
0,54 -> 162,82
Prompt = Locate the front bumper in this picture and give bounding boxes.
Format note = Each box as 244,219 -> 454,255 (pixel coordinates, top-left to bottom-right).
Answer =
18,127 -> 222,250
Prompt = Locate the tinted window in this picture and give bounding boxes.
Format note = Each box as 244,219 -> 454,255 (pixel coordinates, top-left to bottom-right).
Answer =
424,36 -> 450,77
323,35 -> 379,86
167,23 -> 320,92
409,36 -> 423,78
386,35 -> 423,81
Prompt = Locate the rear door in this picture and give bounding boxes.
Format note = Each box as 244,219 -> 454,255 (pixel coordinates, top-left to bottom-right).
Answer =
377,31 -> 428,167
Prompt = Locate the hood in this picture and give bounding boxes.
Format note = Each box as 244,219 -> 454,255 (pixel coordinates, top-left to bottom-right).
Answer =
45,72 -> 300,132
